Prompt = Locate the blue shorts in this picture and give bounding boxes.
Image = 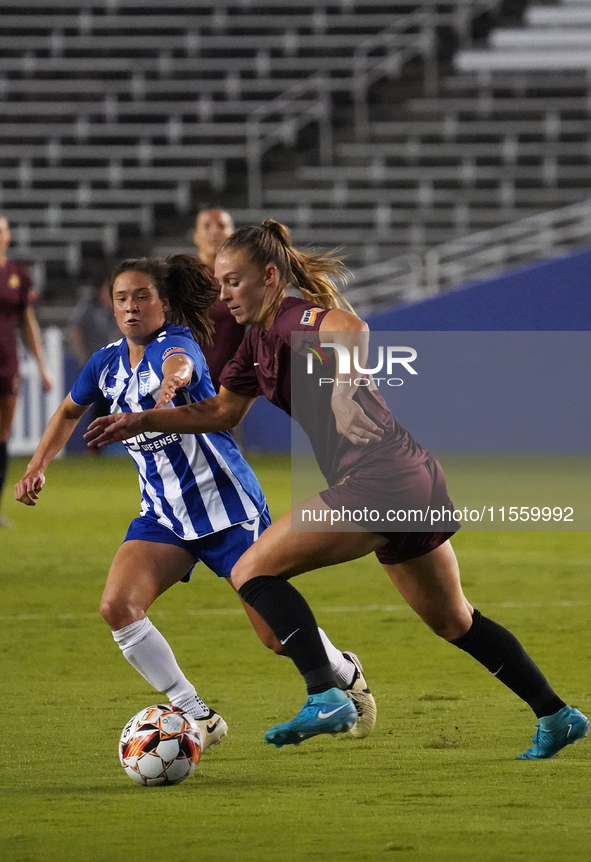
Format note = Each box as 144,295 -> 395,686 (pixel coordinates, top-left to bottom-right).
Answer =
123,507 -> 271,580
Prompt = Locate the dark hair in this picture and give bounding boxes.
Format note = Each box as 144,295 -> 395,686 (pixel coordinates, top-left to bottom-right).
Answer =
109,254 -> 219,346
220,219 -> 354,328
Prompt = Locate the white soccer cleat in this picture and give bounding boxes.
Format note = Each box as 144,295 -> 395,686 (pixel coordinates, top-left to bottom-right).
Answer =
343,652 -> 377,739
193,709 -> 228,752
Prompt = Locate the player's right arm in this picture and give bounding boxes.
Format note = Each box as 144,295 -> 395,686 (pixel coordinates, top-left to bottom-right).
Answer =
14,395 -> 88,506
85,386 -> 255,448
320,308 -> 383,446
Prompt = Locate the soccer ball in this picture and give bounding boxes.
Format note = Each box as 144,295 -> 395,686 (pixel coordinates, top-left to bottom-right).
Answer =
119,704 -> 202,787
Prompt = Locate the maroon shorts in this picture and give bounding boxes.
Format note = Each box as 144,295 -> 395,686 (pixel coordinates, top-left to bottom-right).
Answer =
374,530 -> 456,566
0,371 -> 19,398
319,454 -> 460,565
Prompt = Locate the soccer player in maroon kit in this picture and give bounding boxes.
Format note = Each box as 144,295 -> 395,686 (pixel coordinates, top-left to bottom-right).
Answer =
0,215 -> 53,525
86,220 -> 588,759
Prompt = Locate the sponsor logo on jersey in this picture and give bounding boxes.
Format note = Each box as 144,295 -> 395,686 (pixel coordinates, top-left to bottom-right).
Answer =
162,346 -> 188,361
300,307 -> 324,326
138,370 -> 152,397
8,273 -> 20,290
126,431 -> 182,453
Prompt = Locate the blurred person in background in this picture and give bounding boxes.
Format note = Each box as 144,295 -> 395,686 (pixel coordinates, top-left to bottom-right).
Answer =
68,272 -> 120,368
0,215 -> 53,526
68,272 -> 121,451
192,207 -> 244,392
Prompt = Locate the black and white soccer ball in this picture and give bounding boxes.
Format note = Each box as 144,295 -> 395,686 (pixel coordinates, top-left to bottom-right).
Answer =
119,704 -> 202,787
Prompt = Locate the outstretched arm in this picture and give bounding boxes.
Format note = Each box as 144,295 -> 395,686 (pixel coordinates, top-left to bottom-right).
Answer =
85,386 -> 255,448
320,308 -> 383,446
14,395 -> 88,506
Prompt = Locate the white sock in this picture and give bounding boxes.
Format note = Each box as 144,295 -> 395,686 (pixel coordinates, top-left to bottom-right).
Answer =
112,617 -> 209,719
318,628 -> 356,689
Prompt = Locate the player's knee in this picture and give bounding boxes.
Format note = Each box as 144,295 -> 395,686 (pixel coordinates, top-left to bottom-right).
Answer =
100,595 -> 139,630
230,556 -> 258,590
427,615 -> 471,642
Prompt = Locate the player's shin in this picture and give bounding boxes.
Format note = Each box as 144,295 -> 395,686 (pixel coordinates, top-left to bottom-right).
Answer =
451,609 -> 566,718
111,617 -> 210,719
238,576 -> 338,694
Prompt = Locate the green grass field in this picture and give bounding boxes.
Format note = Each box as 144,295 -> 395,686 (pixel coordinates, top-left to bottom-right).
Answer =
1,454 -> 590,862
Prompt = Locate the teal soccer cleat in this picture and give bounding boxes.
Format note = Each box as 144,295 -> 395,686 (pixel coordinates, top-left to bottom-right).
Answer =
517,705 -> 589,760
264,687 -> 357,748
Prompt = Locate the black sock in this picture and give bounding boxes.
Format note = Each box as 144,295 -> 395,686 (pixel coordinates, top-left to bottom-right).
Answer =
451,609 -> 566,719
238,576 -> 337,695
0,442 -> 7,510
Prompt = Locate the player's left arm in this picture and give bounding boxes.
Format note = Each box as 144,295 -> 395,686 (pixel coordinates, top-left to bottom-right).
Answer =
155,353 -> 194,409
20,306 -> 54,392
320,308 -> 383,446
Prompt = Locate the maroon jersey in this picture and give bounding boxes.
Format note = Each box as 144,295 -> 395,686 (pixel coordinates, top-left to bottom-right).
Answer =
220,297 -> 430,487
0,259 -> 31,377
201,298 -> 245,392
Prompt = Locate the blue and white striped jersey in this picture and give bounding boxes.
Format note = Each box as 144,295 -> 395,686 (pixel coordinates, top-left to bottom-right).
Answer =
70,322 -> 266,540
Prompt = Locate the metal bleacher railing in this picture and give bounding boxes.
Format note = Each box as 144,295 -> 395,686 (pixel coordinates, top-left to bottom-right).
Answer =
245,11 -> 439,207
0,0 -> 500,263
347,198 -> 591,314
246,1 -> 498,206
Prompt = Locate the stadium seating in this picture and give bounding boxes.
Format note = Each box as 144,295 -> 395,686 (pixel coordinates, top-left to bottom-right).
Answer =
457,1 -> 591,72
151,6 -> 591,275
0,0 -> 444,290
249,9 -> 591,269
3,0 -> 474,290
6,0 -> 589,301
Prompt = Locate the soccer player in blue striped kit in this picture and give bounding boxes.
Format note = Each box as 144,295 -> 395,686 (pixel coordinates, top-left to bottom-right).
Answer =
14,255 -> 375,750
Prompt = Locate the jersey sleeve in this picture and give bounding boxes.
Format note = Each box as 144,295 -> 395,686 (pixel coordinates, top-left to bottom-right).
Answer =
278,302 -> 331,359
157,333 -> 204,381
219,329 -> 262,397
288,304 -> 330,333
69,351 -> 104,406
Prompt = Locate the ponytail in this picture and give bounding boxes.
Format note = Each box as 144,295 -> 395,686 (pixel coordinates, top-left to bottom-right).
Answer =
109,254 -> 219,346
164,254 -> 218,346
220,219 -> 356,329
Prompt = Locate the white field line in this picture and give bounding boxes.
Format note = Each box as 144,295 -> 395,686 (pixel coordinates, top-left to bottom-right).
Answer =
1,599 -> 591,623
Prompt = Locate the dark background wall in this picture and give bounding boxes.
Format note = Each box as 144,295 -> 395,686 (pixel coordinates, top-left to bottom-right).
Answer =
365,244 -> 591,332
